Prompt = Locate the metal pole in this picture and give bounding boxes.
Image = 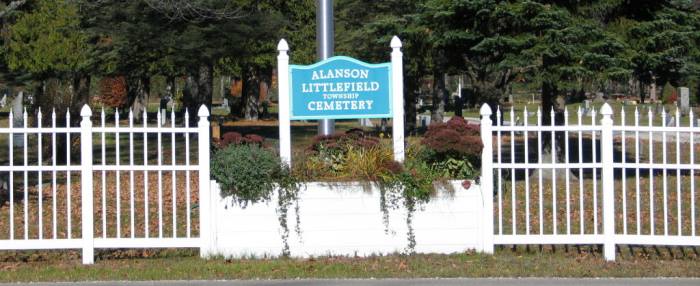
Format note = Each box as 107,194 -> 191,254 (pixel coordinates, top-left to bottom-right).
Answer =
316,0 -> 335,135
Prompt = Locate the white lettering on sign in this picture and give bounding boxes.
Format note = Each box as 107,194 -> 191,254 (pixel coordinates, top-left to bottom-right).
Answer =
311,69 -> 370,80
301,82 -> 380,93
307,100 -> 374,111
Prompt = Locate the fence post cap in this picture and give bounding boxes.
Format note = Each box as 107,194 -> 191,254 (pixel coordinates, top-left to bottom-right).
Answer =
390,36 -> 402,49
277,39 -> 289,51
80,104 -> 92,117
198,105 -> 210,117
480,103 -> 492,116
600,103 -> 613,116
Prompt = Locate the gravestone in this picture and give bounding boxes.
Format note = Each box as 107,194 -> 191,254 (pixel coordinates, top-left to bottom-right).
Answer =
666,115 -> 675,126
593,92 -> 605,103
222,98 -> 229,109
160,96 -> 170,126
11,92 -> 23,147
0,94 -> 6,108
680,87 -> 690,115
655,103 -> 663,115
359,118 -> 374,128
417,114 -> 430,128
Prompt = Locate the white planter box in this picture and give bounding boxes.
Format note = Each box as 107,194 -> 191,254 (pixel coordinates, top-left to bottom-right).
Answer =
210,180 -> 486,258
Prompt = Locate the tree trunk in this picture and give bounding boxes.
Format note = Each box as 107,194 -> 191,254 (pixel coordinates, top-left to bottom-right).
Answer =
404,75 -> 418,134
127,76 -> 149,122
183,75 -> 198,121
197,64 -> 213,112
430,72 -> 446,124
167,75 -> 176,101
242,66 -> 261,120
541,79 -> 557,126
639,82 -> 646,104
36,77 -> 89,164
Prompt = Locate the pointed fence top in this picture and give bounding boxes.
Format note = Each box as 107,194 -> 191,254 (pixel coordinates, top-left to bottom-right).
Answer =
80,104 -> 92,117
390,36 -> 402,49
600,103 -> 613,116
480,103 -> 492,116
277,39 -> 289,52
198,105 -> 210,117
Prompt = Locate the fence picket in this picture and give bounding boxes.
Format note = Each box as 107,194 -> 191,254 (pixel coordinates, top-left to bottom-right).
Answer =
101,109 -> 107,238
621,108 -> 627,235
550,108 -> 557,235
115,110 -> 121,238
564,107 -> 570,235
496,107 -> 502,235
635,107 -> 641,235
129,110 -> 135,239
578,107 -> 584,235
38,109 -> 43,240
524,107 -> 530,235
692,110 -> 696,236
8,111 -> 13,240
676,108 -> 682,236
537,108 -> 543,235
171,109 -> 177,238
52,110 -> 57,239
649,108 -> 655,235
592,109 -> 598,235
510,107 -> 516,234
23,108 -> 28,240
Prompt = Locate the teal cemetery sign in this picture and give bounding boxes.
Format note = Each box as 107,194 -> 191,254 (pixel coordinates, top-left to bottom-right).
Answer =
289,56 -> 391,120
277,36 -> 405,166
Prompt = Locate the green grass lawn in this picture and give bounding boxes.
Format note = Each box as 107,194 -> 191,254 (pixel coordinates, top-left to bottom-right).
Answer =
0,247 -> 699,282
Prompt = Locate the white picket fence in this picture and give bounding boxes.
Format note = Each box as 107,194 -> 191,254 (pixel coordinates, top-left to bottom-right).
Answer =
479,103 -> 700,260
0,105 -> 212,264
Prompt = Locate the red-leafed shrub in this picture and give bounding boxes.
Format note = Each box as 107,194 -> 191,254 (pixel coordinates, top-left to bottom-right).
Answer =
99,76 -> 128,108
421,116 -> 482,160
420,116 -> 482,178
217,132 -> 266,149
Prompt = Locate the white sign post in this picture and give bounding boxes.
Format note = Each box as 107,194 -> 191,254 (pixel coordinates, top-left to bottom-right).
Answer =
277,37 -> 405,166
277,39 -> 292,166
390,36 -> 405,162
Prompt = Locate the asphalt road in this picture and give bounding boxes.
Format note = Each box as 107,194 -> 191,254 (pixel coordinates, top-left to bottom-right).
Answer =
3,279 -> 699,286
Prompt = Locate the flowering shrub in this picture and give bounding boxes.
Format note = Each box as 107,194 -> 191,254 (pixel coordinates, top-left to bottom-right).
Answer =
421,116 -> 482,178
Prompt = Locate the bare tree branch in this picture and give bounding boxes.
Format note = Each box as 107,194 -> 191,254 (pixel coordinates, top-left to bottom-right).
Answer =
0,0 -> 27,19
142,0 -> 245,22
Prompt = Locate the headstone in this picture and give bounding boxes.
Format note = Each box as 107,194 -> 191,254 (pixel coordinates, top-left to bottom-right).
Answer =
222,98 -> 229,109
655,103 -> 663,115
582,100 -> 591,116
650,82 -> 658,102
680,87 -> 690,115
417,114 -> 430,128
11,92 -> 23,147
166,96 -> 174,110
359,118 -> 374,128
667,115 -> 675,127
160,96 -> 169,126
593,92 -> 605,103
0,94 -> 6,108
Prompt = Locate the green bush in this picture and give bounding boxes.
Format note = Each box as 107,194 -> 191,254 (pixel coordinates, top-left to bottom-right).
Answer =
211,144 -> 293,207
